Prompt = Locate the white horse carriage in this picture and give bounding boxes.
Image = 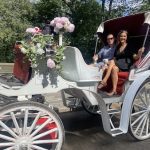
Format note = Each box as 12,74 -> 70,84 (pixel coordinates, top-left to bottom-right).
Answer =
0,12 -> 150,150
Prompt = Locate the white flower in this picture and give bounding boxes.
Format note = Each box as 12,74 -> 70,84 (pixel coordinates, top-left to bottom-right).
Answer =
20,47 -> 27,54
63,56 -> 66,60
37,48 -> 44,55
36,43 -> 41,48
31,63 -> 37,68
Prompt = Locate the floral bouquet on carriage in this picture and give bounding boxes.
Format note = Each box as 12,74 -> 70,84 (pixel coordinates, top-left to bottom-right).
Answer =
18,17 -> 75,71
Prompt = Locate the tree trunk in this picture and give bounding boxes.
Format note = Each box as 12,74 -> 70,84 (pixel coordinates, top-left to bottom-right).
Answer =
108,0 -> 113,15
102,0 -> 105,12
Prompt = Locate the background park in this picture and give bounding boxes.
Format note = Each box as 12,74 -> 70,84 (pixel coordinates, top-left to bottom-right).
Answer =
0,0 -> 150,63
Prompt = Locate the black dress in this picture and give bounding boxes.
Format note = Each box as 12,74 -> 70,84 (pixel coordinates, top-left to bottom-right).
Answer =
114,44 -> 136,71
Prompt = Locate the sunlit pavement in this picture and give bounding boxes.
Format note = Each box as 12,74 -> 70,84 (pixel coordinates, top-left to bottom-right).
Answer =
59,110 -> 150,150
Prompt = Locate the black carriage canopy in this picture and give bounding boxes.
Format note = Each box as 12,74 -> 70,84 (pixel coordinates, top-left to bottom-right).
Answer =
97,12 -> 150,53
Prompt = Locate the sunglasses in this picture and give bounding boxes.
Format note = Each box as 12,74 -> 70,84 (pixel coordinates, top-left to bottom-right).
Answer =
107,37 -> 114,40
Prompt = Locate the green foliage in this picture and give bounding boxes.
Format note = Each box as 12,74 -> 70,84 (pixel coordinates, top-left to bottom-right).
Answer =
35,0 -> 65,23
0,0 -> 37,62
20,34 -> 54,65
20,33 -> 65,71
65,0 -> 103,63
139,0 -> 150,12
54,46 -> 65,71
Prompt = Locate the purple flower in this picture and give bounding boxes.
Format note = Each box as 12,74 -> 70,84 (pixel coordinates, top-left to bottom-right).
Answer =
47,58 -> 56,69
66,24 -> 75,32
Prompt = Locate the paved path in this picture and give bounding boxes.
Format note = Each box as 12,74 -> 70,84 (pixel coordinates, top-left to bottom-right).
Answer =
44,93 -> 150,150
44,92 -> 70,112
60,111 -> 150,150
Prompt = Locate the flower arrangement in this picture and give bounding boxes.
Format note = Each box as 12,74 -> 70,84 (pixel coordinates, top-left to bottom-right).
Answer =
50,17 -> 75,33
19,32 -> 53,68
18,17 -> 75,71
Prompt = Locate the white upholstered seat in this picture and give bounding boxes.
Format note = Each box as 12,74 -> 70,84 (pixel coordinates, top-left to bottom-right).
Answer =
61,46 -> 102,82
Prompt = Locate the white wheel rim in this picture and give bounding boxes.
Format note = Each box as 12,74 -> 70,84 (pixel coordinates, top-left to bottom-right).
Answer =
130,81 -> 150,140
0,103 -> 63,150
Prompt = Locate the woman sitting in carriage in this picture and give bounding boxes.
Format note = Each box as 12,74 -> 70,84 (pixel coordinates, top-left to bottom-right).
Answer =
98,30 -> 145,96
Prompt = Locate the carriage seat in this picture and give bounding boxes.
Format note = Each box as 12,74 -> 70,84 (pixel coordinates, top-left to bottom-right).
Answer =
61,46 -> 102,83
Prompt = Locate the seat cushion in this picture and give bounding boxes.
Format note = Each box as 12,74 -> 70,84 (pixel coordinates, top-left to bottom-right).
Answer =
100,72 -> 129,95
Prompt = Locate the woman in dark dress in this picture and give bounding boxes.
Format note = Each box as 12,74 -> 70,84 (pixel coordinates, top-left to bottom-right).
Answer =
98,30 -> 145,96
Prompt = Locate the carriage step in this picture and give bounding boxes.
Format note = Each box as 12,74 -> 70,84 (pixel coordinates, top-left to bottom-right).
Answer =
103,96 -> 122,104
111,128 -> 124,136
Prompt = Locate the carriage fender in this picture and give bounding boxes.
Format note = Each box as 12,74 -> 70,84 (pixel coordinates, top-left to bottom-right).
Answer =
119,70 -> 150,133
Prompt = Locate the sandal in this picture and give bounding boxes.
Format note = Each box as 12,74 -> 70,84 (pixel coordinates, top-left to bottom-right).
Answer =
106,91 -> 117,96
97,81 -> 107,89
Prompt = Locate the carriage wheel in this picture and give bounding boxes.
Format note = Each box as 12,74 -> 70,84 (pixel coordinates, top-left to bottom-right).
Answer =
129,79 -> 150,140
0,101 -> 64,150
81,101 -> 99,115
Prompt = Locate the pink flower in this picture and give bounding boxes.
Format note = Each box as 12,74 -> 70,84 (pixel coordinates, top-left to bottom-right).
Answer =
34,27 -> 42,33
54,17 -> 61,24
26,28 -> 35,33
66,24 -> 75,32
56,23 -> 63,29
26,27 -> 42,34
50,20 -> 55,26
61,17 -> 69,25
47,58 -> 56,69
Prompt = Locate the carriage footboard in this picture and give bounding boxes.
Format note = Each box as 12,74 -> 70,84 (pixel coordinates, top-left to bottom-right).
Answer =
72,88 -> 125,136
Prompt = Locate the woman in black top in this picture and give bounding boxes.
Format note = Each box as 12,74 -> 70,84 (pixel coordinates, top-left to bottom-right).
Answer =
98,30 -> 145,96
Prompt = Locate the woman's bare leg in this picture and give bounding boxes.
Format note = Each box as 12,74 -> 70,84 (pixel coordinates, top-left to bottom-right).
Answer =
98,60 -> 115,89
107,66 -> 119,96
102,60 -> 115,83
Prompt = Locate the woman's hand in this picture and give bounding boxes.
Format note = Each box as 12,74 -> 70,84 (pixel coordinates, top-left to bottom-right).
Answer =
93,54 -> 98,62
138,47 -> 145,56
133,47 -> 145,60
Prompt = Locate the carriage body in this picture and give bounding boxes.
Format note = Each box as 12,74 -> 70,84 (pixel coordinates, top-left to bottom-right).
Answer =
0,12 -> 149,149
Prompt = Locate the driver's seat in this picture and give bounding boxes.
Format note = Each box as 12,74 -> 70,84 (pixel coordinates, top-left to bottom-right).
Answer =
61,46 -> 102,83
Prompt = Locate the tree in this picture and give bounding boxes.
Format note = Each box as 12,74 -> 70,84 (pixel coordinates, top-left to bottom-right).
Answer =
35,0 -> 66,24
0,0 -> 37,62
63,0 -> 103,62
138,0 -> 150,12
